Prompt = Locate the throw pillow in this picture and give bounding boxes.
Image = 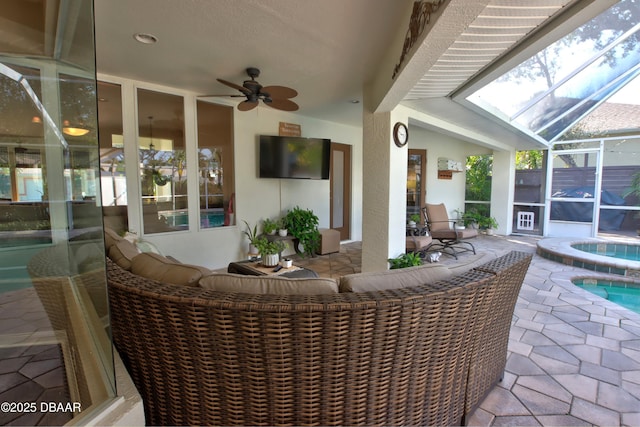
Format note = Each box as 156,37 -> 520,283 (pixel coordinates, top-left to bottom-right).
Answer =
130,252 -> 211,287
135,239 -> 163,255
108,240 -> 141,271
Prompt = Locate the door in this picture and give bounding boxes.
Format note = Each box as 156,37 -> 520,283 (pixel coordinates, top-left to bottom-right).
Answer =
407,149 -> 427,222
330,143 -> 351,240
546,148 -> 601,237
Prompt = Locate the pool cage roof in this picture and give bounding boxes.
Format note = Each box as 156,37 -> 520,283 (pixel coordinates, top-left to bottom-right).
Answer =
466,0 -> 640,144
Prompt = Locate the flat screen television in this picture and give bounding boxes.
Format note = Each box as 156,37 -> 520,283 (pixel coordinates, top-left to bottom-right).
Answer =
259,135 -> 331,180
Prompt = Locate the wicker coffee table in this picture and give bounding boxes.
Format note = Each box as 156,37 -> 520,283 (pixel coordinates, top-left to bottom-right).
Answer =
228,260 -> 318,278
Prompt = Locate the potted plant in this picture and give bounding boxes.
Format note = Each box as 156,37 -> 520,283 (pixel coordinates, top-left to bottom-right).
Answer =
478,216 -> 499,235
242,220 -> 260,256
262,218 -> 278,235
282,206 -> 320,257
388,252 -> 422,269
277,217 -> 288,236
460,210 -> 483,229
408,213 -> 421,228
253,237 -> 287,267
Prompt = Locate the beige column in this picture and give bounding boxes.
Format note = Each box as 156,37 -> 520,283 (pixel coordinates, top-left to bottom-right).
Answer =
361,106 -> 410,272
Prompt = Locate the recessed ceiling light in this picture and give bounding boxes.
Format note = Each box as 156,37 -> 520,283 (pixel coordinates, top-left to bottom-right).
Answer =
134,33 -> 158,44
350,99 -> 360,104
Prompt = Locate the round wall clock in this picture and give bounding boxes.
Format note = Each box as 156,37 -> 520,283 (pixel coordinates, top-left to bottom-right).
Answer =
393,122 -> 409,147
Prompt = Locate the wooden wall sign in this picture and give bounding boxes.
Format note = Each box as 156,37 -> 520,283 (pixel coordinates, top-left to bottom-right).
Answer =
279,122 -> 301,137
438,170 -> 453,180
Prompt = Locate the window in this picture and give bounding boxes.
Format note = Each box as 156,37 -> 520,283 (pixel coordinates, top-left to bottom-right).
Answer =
197,101 -> 235,228
464,154 -> 492,217
137,89 -> 187,234
98,82 -> 128,233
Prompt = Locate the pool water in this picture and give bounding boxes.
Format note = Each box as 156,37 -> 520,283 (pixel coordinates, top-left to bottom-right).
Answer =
162,210 -> 225,228
573,278 -> 640,314
572,242 -> 640,262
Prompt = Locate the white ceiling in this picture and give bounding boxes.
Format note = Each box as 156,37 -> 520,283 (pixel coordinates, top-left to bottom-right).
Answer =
94,0 -> 410,126
92,0 -> 590,148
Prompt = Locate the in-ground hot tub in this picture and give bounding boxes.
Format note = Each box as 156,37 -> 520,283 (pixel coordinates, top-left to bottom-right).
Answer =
572,277 -> 640,315
537,237 -> 640,278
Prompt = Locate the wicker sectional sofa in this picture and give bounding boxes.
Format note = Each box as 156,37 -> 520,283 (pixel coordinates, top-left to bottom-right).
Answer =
103,229 -> 532,426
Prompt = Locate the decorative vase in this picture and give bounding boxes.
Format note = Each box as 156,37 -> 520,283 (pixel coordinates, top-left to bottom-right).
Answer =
263,253 -> 279,267
281,258 -> 293,268
278,229 -> 288,236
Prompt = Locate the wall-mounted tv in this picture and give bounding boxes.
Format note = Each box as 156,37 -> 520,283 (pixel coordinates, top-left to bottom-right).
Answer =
259,135 -> 331,180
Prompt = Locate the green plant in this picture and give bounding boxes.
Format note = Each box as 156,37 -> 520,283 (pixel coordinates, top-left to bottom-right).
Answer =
478,216 -> 499,230
282,206 -> 320,257
276,216 -> 287,230
242,220 -> 259,244
409,214 -> 421,223
253,237 -> 287,255
262,218 -> 277,234
455,210 -> 483,228
622,171 -> 640,200
388,252 -> 423,269
622,171 -> 640,221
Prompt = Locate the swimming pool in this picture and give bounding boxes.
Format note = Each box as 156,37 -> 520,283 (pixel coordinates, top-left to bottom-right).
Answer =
572,242 -> 640,262
162,209 -> 225,228
573,278 -> 640,314
537,238 -> 640,278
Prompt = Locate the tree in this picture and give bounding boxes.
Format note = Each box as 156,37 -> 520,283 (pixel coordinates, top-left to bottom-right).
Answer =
465,155 -> 492,201
515,151 -> 544,170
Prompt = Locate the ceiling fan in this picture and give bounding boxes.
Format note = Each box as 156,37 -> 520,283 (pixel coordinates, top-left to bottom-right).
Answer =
200,67 -> 299,112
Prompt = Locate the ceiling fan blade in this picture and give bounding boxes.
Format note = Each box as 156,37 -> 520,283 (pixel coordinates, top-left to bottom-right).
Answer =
261,85 -> 298,99
217,78 -> 251,95
198,94 -> 245,98
266,98 -> 299,112
237,100 -> 259,111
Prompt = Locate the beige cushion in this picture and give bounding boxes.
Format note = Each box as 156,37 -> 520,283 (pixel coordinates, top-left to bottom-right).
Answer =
425,203 -> 451,231
104,227 -> 123,251
339,263 -> 453,293
131,252 -> 211,287
108,240 -> 141,270
199,273 -> 339,295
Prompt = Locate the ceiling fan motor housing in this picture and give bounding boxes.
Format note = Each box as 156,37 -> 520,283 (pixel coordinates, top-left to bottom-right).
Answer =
246,67 -> 260,79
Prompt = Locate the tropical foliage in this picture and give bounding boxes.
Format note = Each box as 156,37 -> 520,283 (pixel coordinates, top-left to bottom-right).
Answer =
388,252 -> 422,269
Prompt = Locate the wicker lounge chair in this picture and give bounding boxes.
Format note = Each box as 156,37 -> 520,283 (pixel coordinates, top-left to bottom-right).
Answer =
424,203 -> 477,259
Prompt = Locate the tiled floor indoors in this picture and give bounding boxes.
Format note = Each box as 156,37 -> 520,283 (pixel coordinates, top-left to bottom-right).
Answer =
292,234 -> 640,427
